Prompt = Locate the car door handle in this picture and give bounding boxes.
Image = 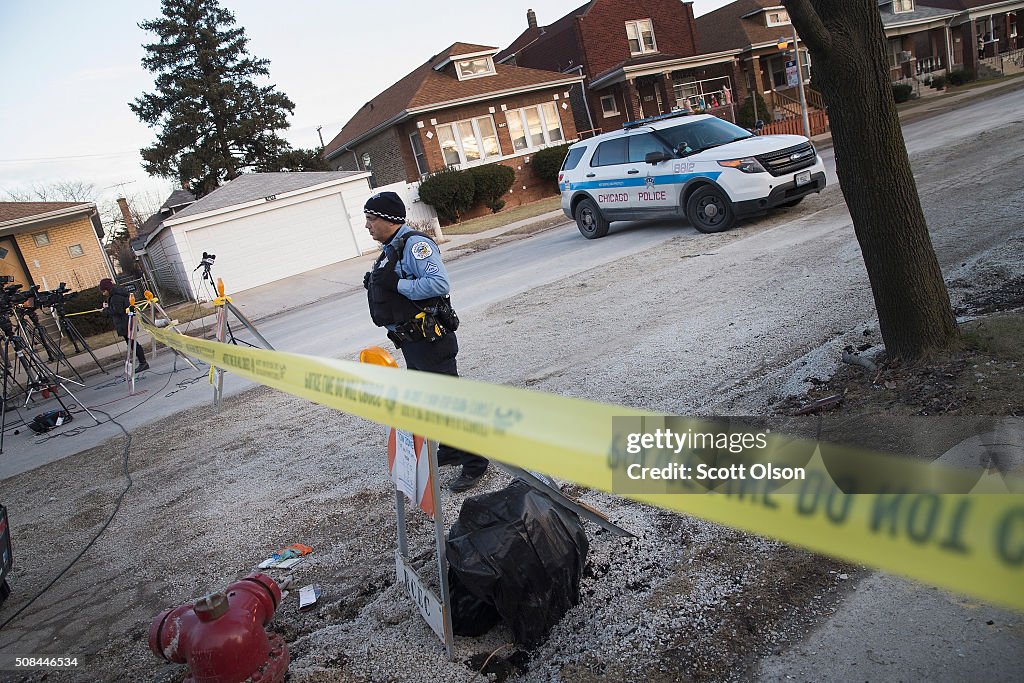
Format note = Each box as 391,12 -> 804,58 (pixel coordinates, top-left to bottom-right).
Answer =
585,173 -> 595,178
627,169 -> 640,174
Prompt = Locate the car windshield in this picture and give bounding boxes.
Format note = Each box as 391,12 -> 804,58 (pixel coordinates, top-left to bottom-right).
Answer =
655,118 -> 754,157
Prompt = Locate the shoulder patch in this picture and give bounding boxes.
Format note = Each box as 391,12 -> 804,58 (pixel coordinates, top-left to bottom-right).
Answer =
411,241 -> 433,260
425,263 -> 439,275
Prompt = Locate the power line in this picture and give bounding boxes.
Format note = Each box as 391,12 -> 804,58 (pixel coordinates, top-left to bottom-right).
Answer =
0,151 -> 140,164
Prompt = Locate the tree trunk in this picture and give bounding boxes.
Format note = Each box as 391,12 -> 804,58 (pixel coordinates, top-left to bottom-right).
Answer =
784,0 -> 958,360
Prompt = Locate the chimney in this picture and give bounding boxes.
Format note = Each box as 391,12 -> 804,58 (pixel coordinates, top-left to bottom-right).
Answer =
116,197 -> 138,239
527,8 -> 538,29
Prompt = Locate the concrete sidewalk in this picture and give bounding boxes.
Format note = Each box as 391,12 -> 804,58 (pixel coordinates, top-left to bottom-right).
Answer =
58,73 -> 1024,377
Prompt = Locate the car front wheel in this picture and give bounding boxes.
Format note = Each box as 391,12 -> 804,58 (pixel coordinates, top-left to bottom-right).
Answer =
574,198 -> 610,239
686,185 -> 735,233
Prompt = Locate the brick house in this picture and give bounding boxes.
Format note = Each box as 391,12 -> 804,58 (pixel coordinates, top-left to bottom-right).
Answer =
497,1 -> 743,136
0,202 -> 114,292
917,0 -> 1024,71
695,0 -> 826,123
322,42 -> 583,208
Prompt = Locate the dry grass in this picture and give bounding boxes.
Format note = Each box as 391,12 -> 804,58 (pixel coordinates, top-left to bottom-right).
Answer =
440,196 -> 562,235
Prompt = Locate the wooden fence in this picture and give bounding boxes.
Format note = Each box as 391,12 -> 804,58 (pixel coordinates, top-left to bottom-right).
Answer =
759,108 -> 830,137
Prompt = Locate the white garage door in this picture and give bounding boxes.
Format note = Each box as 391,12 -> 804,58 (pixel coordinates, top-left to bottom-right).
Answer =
184,195 -> 360,293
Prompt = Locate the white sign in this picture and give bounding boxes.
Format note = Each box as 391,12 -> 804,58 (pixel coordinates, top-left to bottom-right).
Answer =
395,551 -> 446,642
393,430 -> 417,501
785,59 -> 799,88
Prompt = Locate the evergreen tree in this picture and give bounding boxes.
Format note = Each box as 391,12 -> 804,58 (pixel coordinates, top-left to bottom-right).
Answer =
132,0 -> 308,197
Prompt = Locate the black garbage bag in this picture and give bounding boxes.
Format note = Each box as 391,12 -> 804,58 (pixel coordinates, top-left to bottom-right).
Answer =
446,479 -> 589,646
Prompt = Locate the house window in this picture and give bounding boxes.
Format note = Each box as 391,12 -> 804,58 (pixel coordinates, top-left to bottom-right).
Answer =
67,244 -> 85,258
32,232 -> 50,247
892,0 -> 914,13
505,103 -> 564,152
456,57 -> 496,80
436,115 -> 500,167
600,94 -> 620,117
625,20 -> 657,55
766,9 -> 790,26
410,132 -> 429,176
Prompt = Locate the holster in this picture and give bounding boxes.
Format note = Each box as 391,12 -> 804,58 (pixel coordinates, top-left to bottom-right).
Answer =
392,312 -> 447,345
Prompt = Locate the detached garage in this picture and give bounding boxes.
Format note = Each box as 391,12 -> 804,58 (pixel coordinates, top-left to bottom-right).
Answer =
144,172 -> 375,298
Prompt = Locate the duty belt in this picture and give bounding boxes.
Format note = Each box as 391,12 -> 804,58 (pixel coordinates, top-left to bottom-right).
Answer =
388,312 -> 446,347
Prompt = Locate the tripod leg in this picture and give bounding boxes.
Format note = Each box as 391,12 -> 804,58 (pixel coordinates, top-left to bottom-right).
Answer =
65,320 -> 108,374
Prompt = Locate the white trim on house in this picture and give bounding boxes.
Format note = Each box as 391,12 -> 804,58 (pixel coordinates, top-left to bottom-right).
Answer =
433,48 -> 499,71
588,49 -> 739,90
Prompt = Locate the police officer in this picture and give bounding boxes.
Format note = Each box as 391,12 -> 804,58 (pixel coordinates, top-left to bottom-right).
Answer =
362,191 -> 488,492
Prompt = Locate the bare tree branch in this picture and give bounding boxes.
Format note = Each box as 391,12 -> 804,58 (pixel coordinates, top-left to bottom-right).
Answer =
783,0 -> 832,54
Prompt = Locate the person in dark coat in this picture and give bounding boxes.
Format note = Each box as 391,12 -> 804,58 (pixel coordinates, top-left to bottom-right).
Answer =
362,192 -> 488,491
98,278 -> 148,372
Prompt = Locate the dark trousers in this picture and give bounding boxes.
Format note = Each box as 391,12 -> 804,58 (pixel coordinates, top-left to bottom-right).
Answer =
122,334 -> 146,364
400,333 -> 488,477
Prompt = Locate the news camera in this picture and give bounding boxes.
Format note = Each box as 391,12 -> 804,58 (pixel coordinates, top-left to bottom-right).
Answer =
0,275 -> 14,283
195,251 -> 216,272
35,283 -> 78,316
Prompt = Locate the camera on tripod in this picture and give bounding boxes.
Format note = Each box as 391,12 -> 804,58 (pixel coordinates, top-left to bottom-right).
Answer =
195,252 -> 216,273
35,283 -> 77,316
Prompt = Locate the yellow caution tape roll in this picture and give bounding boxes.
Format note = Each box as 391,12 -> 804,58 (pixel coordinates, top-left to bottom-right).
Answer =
142,321 -> 1024,611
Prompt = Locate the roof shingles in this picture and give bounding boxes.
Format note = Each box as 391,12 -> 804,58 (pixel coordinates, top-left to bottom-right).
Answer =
324,42 -> 578,157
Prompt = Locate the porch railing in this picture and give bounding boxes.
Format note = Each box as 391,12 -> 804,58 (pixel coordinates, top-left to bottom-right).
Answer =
757,108 -> 830,137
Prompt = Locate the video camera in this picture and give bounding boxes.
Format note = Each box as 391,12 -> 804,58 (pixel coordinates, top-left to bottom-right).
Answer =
195,251 -> 216,273
35,283 -> 77,315
0,275 -> 14,284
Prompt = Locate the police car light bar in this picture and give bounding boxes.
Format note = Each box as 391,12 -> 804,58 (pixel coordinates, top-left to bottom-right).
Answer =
622,109 -> 693,130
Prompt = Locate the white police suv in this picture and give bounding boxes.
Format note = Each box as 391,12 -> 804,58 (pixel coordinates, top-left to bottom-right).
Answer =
558,112 -> 826,238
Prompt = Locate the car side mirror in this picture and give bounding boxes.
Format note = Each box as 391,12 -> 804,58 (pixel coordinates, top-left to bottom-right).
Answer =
753,119 -> 765,132
645,151 -> 672,164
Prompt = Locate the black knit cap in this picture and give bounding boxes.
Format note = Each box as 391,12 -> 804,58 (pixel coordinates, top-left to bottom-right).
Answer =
363,191 -> 406,224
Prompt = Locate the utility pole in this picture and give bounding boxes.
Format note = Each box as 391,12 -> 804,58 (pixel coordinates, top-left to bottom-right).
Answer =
316,126 -> 325,148
779,27 -> 811,138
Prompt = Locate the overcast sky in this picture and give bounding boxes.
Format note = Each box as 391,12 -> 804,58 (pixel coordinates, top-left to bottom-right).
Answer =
0,0 -> 734,209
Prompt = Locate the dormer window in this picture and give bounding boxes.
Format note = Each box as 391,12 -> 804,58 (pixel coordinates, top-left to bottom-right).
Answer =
893,0 -> 914,13
626,20 -> 657,56
766,9 -> 790,26
456,56 -> 495,80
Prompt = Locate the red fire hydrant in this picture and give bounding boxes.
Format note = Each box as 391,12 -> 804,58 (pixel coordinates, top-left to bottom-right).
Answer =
149,573 -> 289,683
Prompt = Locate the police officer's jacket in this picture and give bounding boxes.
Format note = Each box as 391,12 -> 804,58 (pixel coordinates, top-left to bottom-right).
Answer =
367,224 -> 449,328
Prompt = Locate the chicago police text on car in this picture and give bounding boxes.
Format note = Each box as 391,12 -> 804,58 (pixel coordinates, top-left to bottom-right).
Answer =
558,111 -> 826,238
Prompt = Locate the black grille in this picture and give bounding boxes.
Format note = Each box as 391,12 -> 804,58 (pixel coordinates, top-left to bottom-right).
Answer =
756,142 -> 816,177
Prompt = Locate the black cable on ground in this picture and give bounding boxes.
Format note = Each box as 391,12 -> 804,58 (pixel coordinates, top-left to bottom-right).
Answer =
0,355 -> 184,633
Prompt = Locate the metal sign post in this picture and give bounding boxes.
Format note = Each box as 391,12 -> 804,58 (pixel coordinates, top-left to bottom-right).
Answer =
361,345 -> 454,660
389,430 -> 455,660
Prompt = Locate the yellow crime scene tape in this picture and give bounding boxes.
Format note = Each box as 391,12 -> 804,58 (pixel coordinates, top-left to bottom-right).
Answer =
141,321 -> 1024,611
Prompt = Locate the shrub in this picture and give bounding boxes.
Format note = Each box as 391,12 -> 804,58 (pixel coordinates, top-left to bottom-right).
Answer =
61,285 -> 111,338
465,163 -> 516,213
531,143 -> 572,186
947,69 -> 974,86
418,167 -> 475,223
930,75 -> 946,90
736,91 -> 769,130
892,83 -> 914,103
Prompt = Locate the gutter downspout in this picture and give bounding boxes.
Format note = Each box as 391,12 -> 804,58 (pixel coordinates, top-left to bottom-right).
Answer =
571,65 -> 595,135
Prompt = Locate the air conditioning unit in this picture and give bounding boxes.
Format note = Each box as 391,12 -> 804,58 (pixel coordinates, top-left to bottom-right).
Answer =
898,50 -> 913,63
